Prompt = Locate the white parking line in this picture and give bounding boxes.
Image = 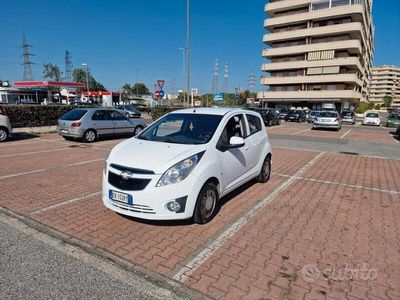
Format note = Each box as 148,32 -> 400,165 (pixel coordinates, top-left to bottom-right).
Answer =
0,158 -> 105,180
29,191 -> 102,215
0,147 -> 70,158
340,128 -> 353,139
293,128 -> 311,135
172,152 -> 325,282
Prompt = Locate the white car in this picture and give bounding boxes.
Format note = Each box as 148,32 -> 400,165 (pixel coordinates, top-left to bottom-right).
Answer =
102,107 -> 272,224
363,112 -> 380,126
0,106 -> 12,142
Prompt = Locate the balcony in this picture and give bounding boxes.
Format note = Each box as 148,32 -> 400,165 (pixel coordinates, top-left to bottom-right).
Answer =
262,57 -> 363,72
257,90 -> 362,101
310,0 -> 362,11
262,40 -> 362,57
261,73 -> 362,86
264,22 -> 364,45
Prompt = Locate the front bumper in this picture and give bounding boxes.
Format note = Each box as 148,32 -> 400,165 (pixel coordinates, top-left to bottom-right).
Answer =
102,169 -> 202,221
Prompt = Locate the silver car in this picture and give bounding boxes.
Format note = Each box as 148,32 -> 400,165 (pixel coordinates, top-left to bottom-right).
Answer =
57,108 -> 147,142
307,110 -> 321,123
0,106 -> 12,142
313,111 -> 341,131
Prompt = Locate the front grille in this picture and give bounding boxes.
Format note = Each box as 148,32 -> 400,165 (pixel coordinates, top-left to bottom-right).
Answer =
108,171 -> 151,191
110,163 -> 154,175
111,201 -> 156,214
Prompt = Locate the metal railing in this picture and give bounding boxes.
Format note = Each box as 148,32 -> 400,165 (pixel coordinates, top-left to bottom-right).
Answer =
310,0 -> 362,11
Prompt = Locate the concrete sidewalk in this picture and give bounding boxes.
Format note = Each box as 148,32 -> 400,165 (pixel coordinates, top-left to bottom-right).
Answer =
13,126 -> 57,134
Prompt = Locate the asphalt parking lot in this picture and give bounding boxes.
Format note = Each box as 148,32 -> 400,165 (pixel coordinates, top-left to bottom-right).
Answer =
0,121 -> 399,300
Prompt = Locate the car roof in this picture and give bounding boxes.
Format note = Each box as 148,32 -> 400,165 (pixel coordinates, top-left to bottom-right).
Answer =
170,107 -> 245,116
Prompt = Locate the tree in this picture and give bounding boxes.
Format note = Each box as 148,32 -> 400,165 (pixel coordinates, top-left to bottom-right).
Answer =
43,63 -> 63,81
72,68 -> 106,91
132,83 -> 150,96
383,96 -> 393,107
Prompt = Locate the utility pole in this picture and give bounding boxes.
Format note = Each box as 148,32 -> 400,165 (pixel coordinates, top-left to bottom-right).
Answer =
212,58 -> 219,95
186,0 -> 190,107
82,63 -> 89,93
21,34 -> 35,81
136,69 -> 139,97
224,61 -> 229,93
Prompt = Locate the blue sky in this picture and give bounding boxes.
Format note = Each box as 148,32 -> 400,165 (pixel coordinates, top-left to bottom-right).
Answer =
0,0 -> 399,94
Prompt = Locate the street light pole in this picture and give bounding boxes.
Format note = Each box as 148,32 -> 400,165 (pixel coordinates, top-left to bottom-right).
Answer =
82,63 -> 89,94
186,0 -> 190,107
179,47 -> 186,101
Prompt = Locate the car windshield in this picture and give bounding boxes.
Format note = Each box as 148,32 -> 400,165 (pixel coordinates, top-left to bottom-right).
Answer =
319,112 -> 338,118
124,106 -> 138,112
60,109 -> 87,121
366,113 -> 379,118
310,111 -> 319,116
138,113 -> 223,145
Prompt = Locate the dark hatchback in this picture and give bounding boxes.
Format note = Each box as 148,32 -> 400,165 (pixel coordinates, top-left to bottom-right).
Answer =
250,108 -> 281,126
285,110 -> 307,122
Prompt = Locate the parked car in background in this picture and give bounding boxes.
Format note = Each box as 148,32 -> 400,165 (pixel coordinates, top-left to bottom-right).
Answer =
278,108 -> 289,120
103,107 -> 272,224
69,101 -> 96,107
285,110 -> 307,122
341,111 -> 356,125
363,112 -> 381,126
57,108 -> 147,142
250,108 -> 281,126
386,112 -> 400,128
313,111 -> 341,131
0,106 -> 12,142
113,105 -> 141,118
307,110 -> 321,123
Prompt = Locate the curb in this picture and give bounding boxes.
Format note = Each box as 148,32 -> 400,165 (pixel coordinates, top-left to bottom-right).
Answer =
13,126 -> 57,134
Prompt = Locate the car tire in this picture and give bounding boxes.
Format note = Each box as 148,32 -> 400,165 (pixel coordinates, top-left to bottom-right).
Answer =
278,119 -> 281,125
258,155 -> 271,183
268,120 -> 272,127
134,126 -> 144,135
193,182 -> 219,224
0,127 -> 8,142
82,129 -> 97,143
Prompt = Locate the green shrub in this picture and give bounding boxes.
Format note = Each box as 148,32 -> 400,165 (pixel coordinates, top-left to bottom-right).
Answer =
150,106 -> 183,120
355,103 -> 371,114
0,105 -> 93,128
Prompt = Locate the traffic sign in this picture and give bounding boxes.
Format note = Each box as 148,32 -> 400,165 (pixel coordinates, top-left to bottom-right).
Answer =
194,100 -> 202,107
214,93 -> 224,102
157,80 -> 165,90
159,90 -> 165,98
154,90 -> 160,99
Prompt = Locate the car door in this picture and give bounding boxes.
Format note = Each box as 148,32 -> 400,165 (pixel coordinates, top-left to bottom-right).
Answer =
216,114 -> 250,193
245,113 -> 267,173
91,110 -> 115,136
111,110 -> 134,135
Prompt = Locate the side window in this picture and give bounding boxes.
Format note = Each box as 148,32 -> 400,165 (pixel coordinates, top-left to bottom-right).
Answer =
218,114 -> 247,145
92,110 -> 108,121
111,111 -> 127,121
246,114 -> 262,135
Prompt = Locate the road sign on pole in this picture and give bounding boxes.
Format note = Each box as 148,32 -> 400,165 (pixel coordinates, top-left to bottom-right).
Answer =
157,80 -> 165,90
159,90 -> 165,98
154,90 -> 160,99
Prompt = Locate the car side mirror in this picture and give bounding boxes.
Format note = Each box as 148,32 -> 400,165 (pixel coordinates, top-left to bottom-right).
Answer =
229,136 -> 245,148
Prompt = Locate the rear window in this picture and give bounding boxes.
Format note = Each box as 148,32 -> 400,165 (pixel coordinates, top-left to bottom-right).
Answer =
342,112 -> 353,117
319,112 -> 338,118
60,109 -> 87,121
310,111 -> 319,116
389,114 -> 400,120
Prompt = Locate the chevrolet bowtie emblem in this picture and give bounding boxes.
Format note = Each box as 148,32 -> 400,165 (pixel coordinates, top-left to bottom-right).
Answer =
120,171 -> 133,180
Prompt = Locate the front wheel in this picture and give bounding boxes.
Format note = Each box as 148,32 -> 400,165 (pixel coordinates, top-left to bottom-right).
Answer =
193,182 -> 219,224
258,155 -> 271,183
0,128 -> 8,142
134,126 -> 144,135
83,129 -> 97,143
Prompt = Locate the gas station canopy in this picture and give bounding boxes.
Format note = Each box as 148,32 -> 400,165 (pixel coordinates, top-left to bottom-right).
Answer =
13,81 -> 85,88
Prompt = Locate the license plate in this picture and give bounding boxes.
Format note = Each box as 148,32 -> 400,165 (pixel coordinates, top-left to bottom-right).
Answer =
109,190 -> 132,205
322,119 -> 329,122
61,129 -> 69,134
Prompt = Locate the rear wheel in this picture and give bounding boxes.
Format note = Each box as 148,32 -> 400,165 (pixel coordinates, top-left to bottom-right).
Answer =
194,182 -> 219,224
258,155 -> 271,183
134,126 -> 144,135
0,127 -> 8,142
83,129 -> 97,143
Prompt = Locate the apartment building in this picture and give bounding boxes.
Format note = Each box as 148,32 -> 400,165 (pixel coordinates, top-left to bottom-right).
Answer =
258,0 -> 374,111
369,65 -> 400,108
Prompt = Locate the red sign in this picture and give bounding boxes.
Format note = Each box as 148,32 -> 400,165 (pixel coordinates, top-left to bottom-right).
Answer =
154,90 -> 160,99
157,80 -> 165,90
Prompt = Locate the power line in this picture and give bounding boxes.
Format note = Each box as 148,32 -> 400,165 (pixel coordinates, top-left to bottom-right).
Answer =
212,58 -> 219,94
224,61 -> 229,93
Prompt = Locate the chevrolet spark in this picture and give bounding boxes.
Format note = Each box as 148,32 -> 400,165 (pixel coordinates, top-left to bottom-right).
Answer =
102,107 -> 272,224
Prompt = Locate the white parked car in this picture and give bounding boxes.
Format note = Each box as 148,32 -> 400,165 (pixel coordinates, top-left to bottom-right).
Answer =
0,106 -> 12,142
363,112 -> 380,126
102,107 -> 272,224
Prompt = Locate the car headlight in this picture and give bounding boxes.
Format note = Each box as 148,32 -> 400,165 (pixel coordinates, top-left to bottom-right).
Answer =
156,152 -> 205,187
